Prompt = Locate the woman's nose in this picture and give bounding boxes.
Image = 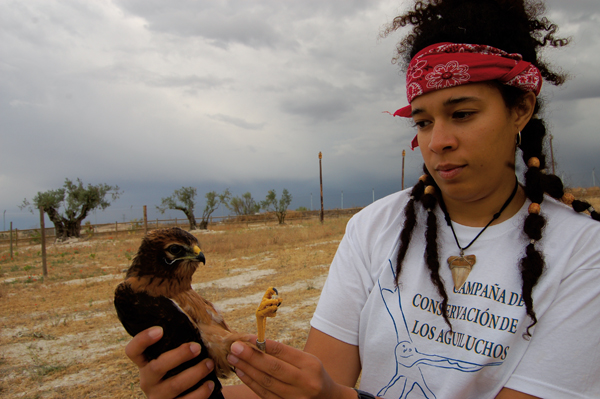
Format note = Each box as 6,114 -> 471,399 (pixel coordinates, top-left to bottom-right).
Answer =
427,121 -> 458,153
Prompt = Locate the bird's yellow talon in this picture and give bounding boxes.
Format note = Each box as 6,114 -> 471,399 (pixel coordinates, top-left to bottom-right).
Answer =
256,287 -> 283,351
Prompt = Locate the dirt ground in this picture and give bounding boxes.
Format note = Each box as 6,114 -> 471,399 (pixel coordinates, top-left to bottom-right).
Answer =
0,217 -> 349,398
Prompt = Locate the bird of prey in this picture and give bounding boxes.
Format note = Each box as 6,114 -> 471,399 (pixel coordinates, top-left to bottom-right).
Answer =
114,227 -> 281,399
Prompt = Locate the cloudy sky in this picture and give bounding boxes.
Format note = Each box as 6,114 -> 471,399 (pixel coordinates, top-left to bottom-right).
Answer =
1,0 -> 599,230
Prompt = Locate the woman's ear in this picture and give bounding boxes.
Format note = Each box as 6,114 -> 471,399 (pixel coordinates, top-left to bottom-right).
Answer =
513,91 -> 537,131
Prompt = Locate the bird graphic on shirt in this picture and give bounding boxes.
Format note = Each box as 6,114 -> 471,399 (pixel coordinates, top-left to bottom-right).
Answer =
114,227 -> 282,399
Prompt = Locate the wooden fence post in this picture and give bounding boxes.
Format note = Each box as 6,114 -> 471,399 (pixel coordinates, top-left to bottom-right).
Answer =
10,222 -> 13,260
115,221 -> 118,237
143,206 -> 148,234
402,149 -> 406,190
40,207 -> 48,278
319,152 -> 324,224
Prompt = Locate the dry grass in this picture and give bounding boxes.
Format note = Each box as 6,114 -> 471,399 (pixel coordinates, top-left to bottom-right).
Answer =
0,216 -> 351,398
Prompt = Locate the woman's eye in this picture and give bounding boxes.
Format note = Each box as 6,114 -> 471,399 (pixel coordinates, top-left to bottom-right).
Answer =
167,245 -> 183,255
412,120 -> 431,129
453,111 -> 475,119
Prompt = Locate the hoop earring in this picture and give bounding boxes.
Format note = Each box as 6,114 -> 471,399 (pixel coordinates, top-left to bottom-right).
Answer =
515,131 -> 522,147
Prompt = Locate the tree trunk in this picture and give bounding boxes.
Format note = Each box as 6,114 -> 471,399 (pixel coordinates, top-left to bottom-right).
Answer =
277,212 -> 286,224
198,220 -> 208,230
64,219 -> 82,238
53,221 -> 68,240
185,212 -> 198,230
44,207 -> 69,240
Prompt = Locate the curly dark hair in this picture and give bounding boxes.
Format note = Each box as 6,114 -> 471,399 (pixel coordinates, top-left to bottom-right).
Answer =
386,0 -> 600,337
382,0 -> 569,85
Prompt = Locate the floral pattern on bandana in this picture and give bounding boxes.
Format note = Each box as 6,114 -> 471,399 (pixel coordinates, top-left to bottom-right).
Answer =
425,61 -> 471,89
506,64 -> 541,93
407,59 -> 428,80
406,82 -> 424,103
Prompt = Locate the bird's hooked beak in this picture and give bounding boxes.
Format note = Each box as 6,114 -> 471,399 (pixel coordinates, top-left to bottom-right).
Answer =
193,245 -> 206,264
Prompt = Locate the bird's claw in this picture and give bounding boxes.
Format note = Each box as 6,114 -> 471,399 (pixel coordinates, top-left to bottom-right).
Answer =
256,287 -> 282,352
256,287 -> 282,318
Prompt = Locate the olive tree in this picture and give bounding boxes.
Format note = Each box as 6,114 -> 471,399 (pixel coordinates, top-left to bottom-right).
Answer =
157,187 -> 199,230
227,192 -> 261,216
158,187 -> 231,230
261,189 -> 293,224
20,178 -> 122,240
199,189 -> 231,229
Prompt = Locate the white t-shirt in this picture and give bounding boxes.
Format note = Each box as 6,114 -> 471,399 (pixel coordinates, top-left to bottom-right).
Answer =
311,189 -> 600,399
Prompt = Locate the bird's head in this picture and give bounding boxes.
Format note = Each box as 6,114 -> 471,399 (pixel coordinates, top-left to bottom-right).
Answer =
127,227 -> 206,282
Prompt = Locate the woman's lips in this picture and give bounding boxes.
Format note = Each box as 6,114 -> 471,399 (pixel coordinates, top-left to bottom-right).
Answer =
436,164 -> 465,180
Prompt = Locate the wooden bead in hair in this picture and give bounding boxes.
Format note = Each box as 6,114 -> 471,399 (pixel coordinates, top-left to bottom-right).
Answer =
561,193 -> 575,205
527,157 -> 540,168
528,203 -> 541,215
422,185 -> 438,213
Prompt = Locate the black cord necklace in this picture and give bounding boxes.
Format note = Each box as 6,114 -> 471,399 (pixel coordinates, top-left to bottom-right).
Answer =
440,177 -> 519,290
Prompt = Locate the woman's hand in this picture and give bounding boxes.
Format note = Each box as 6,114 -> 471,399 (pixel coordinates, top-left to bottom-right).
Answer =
125,326 -> 217,399
226,339 -> 357,399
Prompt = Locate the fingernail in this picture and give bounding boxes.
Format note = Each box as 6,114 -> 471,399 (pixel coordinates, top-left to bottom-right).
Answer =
231,341 -> 244,355
206,359 -> 214,370
207,381 -> 215,391
148,327 -> 162,339
235,367 -> 245,378
227,354 -> 239,365
190,342 -> 201,355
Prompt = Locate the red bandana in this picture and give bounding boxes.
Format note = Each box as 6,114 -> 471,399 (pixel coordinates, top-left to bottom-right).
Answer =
389,43 -> 543,149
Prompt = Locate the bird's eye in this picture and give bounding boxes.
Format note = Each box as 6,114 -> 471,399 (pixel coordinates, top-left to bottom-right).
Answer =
167,245 -> 183,256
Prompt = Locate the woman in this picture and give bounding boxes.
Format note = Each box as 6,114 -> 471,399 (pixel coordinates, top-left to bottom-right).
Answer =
125,1 -> 600,398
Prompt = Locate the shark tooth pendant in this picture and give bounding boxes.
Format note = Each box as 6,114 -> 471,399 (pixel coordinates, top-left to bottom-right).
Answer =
447,252 -> 476,290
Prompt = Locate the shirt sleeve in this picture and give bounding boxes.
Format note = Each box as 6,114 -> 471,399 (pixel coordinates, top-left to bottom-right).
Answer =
504,233 -> 600,399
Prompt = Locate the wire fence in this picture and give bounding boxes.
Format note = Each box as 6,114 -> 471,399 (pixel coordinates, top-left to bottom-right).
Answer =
0,207 -> 362,248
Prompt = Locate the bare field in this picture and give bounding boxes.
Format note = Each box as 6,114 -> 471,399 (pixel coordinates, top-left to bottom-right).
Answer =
0,217 -> 350,398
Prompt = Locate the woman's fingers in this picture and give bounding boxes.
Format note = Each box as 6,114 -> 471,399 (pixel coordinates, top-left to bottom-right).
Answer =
143,357 -> 216,399
228,340 -> 329,399
179,379 -> 215,399
126,327 -> 216,399
141,342 -> 203,388
228,350 -> 285,399
125,326 -> 164,367
230,341 -> 303,383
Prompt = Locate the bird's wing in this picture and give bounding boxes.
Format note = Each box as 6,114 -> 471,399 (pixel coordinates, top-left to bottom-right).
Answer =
114,282 -> 224,399
201,295 -> 231,332
170,288 -> 232,332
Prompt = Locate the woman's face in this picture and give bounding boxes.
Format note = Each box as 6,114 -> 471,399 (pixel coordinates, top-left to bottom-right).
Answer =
411,83 -> 526,205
